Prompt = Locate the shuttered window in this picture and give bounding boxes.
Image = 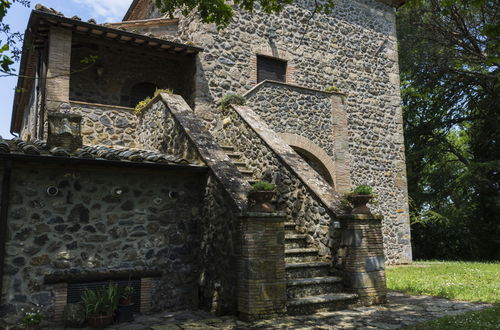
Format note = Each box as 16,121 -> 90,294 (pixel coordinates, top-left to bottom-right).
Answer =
257,55 -> 287,83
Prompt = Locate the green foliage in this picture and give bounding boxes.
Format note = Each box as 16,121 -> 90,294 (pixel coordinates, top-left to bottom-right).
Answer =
80,284 -> 120,316
251,180 -> 276,191
134,88 -> 173,114
352,185 -> 373,195
134,96 -> 152,114
120,285 -> 135,299
324,86 -> 340,93
0,0 -> 30,73
398,0 -> 500,260
218,93 -> 246,110
405,306 -> 500,330
156,0 -> 335,29
153,88 -> 173,97
386,261 -> 500,303
20,307 -> 43,327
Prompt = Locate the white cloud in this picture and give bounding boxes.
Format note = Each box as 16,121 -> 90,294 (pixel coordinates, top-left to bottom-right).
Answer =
71,0 -> 131,22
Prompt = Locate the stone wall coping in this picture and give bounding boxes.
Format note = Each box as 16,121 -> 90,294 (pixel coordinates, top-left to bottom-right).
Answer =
339,214 -> 384,221
107,17 -> 179,28
44,268 -> 162,284
238,211 -> 286,219
141,93 -> 251,211
70,100 -> 135,112
231,104 -> 345,216
243,80 -> 346,98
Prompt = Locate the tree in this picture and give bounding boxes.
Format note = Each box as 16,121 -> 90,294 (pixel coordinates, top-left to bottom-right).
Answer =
0,0 -> 30,73
398,0 -> 499,260
155,0 -> 335,29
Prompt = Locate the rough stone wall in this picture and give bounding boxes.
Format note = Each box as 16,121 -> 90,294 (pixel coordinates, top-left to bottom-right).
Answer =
245,83 -> 336,157
218,106 -> 341,257
69,36 -> 195,107
138,100 -> 204,165
1,162 -> 204,324
171,0 -> 411,264
70,102 -> 140,148
198,175 -> 240,314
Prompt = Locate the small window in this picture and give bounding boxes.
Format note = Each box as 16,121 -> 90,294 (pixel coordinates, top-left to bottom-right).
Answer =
257,55 -> 287,83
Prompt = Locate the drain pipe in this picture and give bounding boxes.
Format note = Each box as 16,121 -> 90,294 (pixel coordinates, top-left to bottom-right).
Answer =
0,160 -> 12,304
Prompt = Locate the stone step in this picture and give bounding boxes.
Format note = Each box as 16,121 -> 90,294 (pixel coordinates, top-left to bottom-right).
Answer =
227,152 -> 243,160
287,276 -> 343,299
233,161 -> 247,168
239,169 -> 254,178
285,234 -> 308,249
284,222 -> 297,230
285,262 -> 331,279
221,145 -> 235,152
287,293 -> 359,315
285,248 -> 321,263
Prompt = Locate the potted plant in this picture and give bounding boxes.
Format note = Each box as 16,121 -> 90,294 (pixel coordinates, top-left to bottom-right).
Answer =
347,185 -> 374,215
117,285 -> 135,323
20,307 -> 43,330
81,284 -> 119,328
248,180 -> 276,212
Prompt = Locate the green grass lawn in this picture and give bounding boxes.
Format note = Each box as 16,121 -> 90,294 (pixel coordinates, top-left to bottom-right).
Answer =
386,260 -> 500,303
404,306 -> 500,329
386,261 -> 500,329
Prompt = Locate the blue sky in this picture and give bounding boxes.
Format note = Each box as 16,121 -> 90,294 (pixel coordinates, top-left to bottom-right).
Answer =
0,0 -> 132,138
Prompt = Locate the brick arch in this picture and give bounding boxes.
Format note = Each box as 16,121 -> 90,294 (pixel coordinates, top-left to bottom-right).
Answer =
279,133 -> 336,188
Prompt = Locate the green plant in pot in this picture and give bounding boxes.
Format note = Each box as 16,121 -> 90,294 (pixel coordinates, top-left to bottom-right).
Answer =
248,180 -> 276,212
348,185 -> 374,215
117,285 -> 135,323
81,284 -> 119,328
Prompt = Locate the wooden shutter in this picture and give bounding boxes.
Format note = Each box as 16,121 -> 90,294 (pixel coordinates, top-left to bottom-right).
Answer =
257,56 -> 287,83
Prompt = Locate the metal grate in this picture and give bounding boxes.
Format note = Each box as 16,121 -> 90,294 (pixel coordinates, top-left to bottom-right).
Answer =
67,279 -> 141,314
257,55 -> 287,83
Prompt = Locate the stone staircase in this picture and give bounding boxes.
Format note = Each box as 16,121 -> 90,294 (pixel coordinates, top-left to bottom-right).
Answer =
222,145 -> 359,315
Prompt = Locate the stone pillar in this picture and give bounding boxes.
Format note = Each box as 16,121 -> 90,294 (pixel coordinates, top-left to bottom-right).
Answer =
45,26 -> 72,112
337,214 -> 387,305
237,212 -> 286,320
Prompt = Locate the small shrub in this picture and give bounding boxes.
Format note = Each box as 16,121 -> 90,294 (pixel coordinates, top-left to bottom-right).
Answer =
352,185 -> 373,195
218,93 -> 246,110
134,96 -> 151,115
20,307 -> 43,328
251,180 -> 276,191
325,85 -> 340,93
153,88 -> 173,97
134,88 -> 173,115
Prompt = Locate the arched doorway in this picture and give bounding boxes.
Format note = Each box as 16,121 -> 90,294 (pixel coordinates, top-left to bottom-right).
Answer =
123,82 -> 158,107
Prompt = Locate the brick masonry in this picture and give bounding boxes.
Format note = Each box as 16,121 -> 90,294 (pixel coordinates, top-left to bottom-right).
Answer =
337,214 -> 387,305
237,212 -> 286,320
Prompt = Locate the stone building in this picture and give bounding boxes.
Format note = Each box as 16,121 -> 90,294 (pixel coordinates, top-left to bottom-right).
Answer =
1,0 -> 409,326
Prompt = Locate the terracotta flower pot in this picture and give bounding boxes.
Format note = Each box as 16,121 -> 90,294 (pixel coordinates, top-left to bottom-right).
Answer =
119,296 -> 132,306
87,314 -> 114,328
248,190 -> 276,212
348,194 -> 372,215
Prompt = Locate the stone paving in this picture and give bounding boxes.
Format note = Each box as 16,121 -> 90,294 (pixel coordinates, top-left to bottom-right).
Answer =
64,291 -> 492,330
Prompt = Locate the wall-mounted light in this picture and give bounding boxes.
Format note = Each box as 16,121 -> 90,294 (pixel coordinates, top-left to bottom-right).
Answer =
46,186 -> 59,197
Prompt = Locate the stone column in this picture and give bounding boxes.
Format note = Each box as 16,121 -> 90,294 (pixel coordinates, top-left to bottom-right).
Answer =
45,26 -> 72,112
237,212 -> 286,320
337,214 -> 387,305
